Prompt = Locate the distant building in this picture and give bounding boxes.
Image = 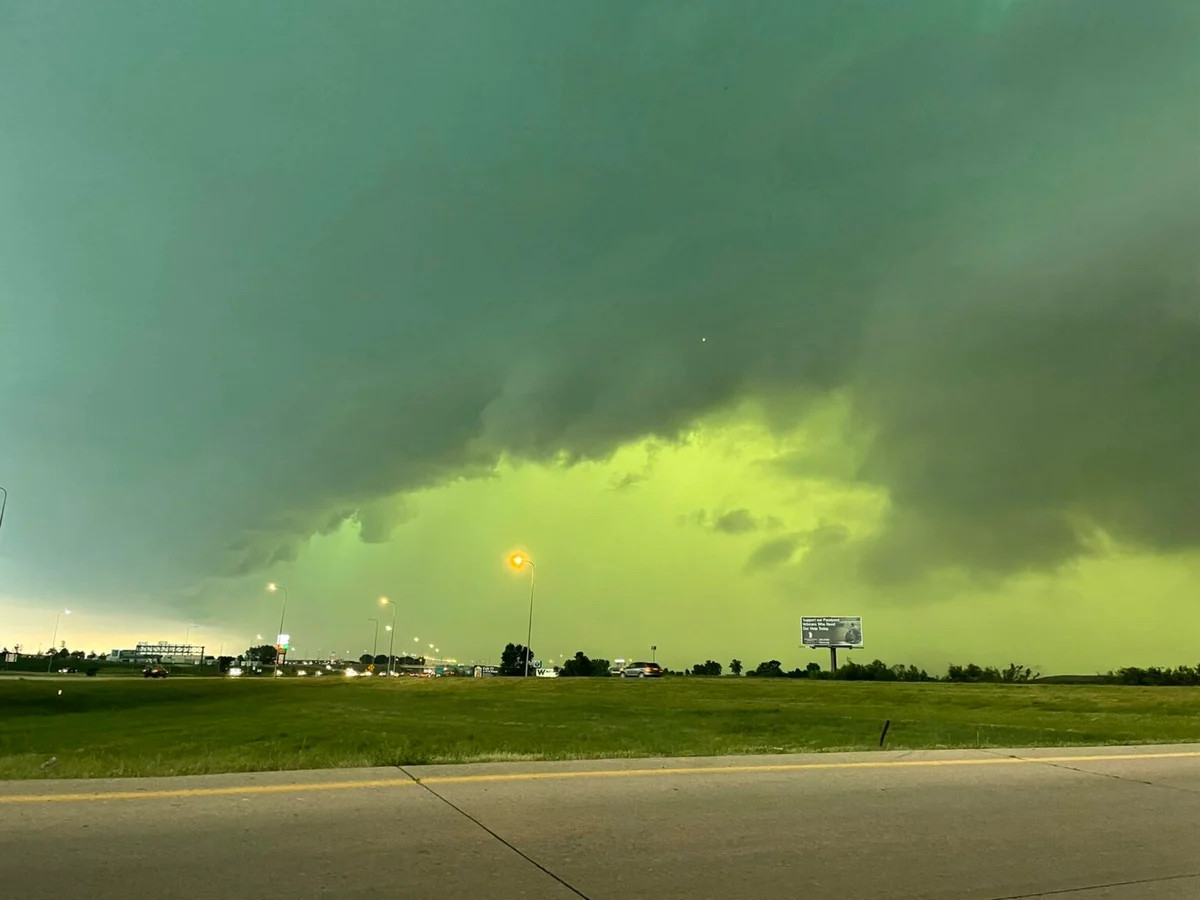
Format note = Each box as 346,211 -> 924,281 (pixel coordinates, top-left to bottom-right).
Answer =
108,641 -> 205,664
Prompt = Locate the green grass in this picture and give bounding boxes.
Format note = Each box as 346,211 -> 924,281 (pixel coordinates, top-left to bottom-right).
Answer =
2,677 -> 1200,780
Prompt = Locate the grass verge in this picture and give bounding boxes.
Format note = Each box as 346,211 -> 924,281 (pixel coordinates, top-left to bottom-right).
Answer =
2,676 -> 1199,779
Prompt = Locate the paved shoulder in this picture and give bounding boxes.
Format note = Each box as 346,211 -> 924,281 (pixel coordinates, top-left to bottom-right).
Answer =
3,745 -> 1200,899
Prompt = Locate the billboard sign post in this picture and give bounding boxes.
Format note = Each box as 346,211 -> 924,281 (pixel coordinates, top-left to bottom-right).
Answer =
801,616 -> 863,674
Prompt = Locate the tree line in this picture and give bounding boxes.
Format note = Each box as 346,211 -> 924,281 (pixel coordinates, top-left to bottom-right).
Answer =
491,645 -> 1200,686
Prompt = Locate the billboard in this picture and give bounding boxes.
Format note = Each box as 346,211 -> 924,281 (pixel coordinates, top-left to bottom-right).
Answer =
801,616 -> 863,648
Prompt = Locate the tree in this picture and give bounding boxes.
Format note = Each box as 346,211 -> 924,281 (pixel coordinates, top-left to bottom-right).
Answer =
560,651 -> 593,677
359,653 -> 373,666
730,658 -> 743,676
499,643 -> 536,676
691,660 -> 722,676
373,654 -> 389,666
1001,663 -> 1034,683
246,645 -> 278,665
70,650 -> 86,660
86,651 -> 98,660
56,647 -> 70,659
748,660 -> 784,677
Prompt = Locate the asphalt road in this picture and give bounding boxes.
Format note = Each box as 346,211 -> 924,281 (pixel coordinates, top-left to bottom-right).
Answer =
3,744 -> 1200,899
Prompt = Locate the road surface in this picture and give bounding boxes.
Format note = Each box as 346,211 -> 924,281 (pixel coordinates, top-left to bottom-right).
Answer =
3,744 -> 1200,899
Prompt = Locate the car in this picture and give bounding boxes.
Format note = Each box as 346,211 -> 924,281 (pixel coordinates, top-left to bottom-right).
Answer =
621,662 -> 663,678
142,665 -> 169,679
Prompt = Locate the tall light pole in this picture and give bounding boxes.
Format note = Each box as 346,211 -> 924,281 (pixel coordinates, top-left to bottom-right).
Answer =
0,485 -> 8,537
47,609 -> 70,673
367,617 -> 379,661
267,583 -> 288,677
185,624 -> 201,668
509,553 -> 536,677
380,597 -> 396,676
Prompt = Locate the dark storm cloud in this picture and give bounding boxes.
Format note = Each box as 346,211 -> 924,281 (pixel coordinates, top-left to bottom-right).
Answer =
745,521 -> 849,573
2,0 -> 1198,600
713,510 -> 760,535
679,508 -> 780,534
744,535 -> 803,573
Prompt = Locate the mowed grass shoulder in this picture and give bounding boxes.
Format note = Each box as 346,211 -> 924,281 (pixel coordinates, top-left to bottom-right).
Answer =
3,676 -> 1200,779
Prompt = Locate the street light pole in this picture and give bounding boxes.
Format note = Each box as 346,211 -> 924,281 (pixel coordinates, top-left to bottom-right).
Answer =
185,624 -> 201,669
47,609 -> 70,673
267,583 -> 288,677
509,554 -> 537,677
380,597 -> 397,676
368,618 -> 379,660
0,485 -> 8,537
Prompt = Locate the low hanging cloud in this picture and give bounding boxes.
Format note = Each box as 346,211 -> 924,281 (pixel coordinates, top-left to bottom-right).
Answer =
713,509 -> 762,535
1,0 -> 1198,601
745,522 -> 851,573
684,508 -> 783,535
745,536 -> 804,574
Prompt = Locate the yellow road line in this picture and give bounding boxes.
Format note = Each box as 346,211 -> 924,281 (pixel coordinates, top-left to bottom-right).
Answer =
3,750 -> 1198,804
0,778 -> 418,804
420,750 -> 1200,785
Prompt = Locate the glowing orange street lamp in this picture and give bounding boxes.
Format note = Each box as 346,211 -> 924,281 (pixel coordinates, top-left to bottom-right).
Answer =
508,553 -> 536,677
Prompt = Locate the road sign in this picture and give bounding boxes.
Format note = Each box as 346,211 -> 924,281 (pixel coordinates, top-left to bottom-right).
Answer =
366,663 -> 375,672
277,633 -> 290,650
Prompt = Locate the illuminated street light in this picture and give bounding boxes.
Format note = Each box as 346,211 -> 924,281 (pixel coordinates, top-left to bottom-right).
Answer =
267,583 -> 289,677
47,608 -> 70,673
380,597 -> 397,676
509,552 -> 536,677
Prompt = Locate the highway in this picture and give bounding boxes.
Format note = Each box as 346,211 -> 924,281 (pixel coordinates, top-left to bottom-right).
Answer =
3,744 -> 1200,899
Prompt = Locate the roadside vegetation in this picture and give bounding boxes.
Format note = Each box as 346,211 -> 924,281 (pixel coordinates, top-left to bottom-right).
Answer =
3,676 -> 1200,780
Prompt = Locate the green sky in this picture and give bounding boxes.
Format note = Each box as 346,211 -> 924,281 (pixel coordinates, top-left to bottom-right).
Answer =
2,1 -> 1199,673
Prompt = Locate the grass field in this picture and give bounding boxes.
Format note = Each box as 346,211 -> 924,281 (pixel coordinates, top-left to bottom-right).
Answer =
3,676 -> 1200,780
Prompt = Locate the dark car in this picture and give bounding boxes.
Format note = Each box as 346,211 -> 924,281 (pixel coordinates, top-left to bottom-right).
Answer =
142,665 -> 169,679
622,662 -> 663,678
